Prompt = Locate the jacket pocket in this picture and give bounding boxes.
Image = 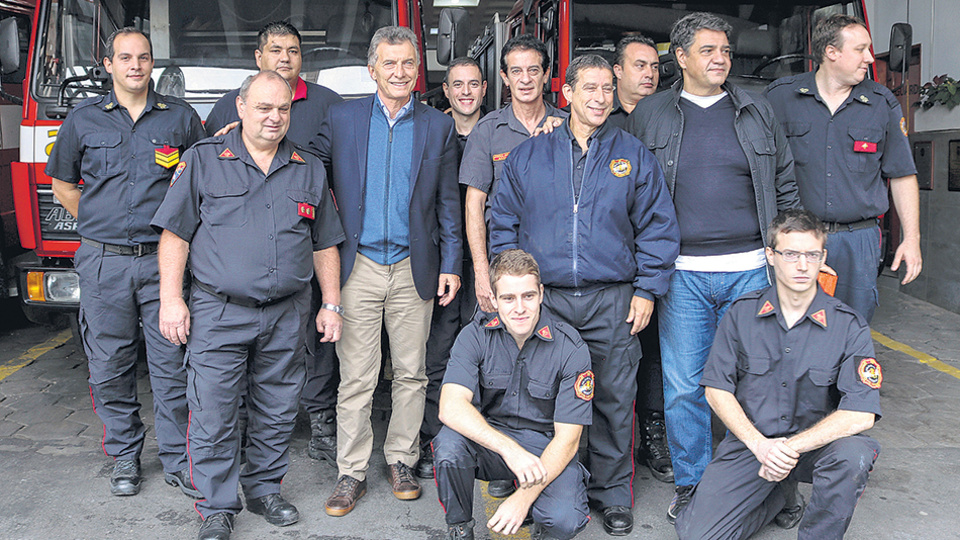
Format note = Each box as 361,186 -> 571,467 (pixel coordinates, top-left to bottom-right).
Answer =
203,182 -> 249,228
846,127 -> 883,173
83,132 -> 123,176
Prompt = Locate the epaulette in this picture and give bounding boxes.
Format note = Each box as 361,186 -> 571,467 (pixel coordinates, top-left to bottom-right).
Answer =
764,74 -> 800,91
291,143 -> 322,161
194,136 -> 224,147
552,320 -> 585,347
833,298 -> 869,328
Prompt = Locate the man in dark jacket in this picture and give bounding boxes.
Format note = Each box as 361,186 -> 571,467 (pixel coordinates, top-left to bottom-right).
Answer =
491,54 -> 679,536
624,12 -> 800,524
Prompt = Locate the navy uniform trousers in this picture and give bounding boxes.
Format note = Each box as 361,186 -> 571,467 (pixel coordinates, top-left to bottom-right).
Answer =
543,283 -> 640,508
185,286 -> 309,517
433,425 -> 590,540
825,224 -> 882,323
676,434 -> 880,540
75,243 -> 188,473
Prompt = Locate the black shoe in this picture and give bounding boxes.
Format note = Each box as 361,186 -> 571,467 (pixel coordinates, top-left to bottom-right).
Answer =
415,445 -> 435,479
775,492 -> 805,529
487,479 -> 516,498
245,493 -> 300,527
165,469 -> 202,499
308,409 -> 337,463
638,412 -> 674,483
198,512 -> 233,540
667,485 -> 694,524
447,519 -> 475,539
601,506 -> 633,536
109,459 -> 141,496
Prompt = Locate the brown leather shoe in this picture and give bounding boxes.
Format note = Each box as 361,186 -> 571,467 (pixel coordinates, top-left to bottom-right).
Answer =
388,461 -> 422,500
324,475 -> 366,517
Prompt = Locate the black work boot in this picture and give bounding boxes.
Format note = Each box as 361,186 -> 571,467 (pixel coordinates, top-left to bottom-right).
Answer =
198,512 -> 233,540
774,479 -> 805,529
415,443 -> 435,479
638,412 -> 674,483
487,479 -> 516,498
308,409 -> 337,463
447,519 -> 475,539
110,459 -> 141,496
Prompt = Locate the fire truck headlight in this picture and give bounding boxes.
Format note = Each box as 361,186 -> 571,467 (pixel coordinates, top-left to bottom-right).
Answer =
44,272 -> 80,303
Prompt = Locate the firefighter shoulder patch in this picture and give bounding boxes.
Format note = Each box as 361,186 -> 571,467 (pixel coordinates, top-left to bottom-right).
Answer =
900,117 -> 908,137
857,357 -> 882,389
575,371 -> 594,401
492,151 -> 510,162
170,161 -> 187,187
609,158 -> 631,177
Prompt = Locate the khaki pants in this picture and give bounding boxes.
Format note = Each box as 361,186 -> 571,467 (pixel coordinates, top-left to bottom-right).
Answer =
336,254 -> 433,480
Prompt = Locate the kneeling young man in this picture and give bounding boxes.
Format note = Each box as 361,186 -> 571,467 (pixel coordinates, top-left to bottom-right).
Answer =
435,249 -> 593,540
676,209 -> 882,539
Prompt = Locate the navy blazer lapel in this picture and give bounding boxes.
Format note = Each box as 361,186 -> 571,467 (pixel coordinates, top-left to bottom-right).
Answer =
410,101 -> 428,190
356,96 -> 374,188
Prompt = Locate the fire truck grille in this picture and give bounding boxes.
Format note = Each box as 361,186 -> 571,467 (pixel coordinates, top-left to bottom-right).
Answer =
36,187 -> 80,241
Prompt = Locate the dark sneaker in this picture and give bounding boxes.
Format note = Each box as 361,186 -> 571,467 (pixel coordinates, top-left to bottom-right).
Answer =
245,493 -> 299,526
775,492 -> 805,529
601,506 -> 633,536
415,444 -> 435,479
638,412 -> 674,483
325,475 -> 366,517
388,461 -> 422,500
165,469 -> 202,499
198,512 -> 233,540
308,409 -> 337,463
667,485 -> 694,524
487,479 -> 516,498
110,459 -> 141,496
447,519 -> 475,539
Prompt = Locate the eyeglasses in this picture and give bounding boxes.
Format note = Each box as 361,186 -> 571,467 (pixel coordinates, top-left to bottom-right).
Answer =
772,249 -> 825,263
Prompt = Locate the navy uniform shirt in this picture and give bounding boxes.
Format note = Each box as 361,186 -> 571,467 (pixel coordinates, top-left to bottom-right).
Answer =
701,286 -> 882,439
151,129 -> 345,303
204,78 -> 343,146
605,92 -> 630,130
459,102 -> 567,197
763,71 -> 916,223
443,308 -> 593,433
45,88 -> 205,245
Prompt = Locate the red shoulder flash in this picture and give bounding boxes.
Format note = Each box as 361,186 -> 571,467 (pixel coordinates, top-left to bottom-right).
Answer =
858,358 -> 882,389
757,301 -> 775,316
218,148 -> 235,159
291,151 -> 305,163
485,316 -> 501,328
811,309 -> 827,327
537,326 -> 552,340
575,371 -> 594,401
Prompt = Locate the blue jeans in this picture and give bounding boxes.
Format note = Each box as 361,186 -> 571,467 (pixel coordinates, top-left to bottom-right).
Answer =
659,267 -> 769,487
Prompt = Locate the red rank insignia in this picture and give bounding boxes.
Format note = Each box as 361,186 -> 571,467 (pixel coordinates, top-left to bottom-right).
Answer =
170,161 -> 187,186
536,326 -> 552,340
485,316 -> 501,328
492,152 -> 510,162
155,145 -> 180,168
854,141 -> 877,153
297,202 -> 315,220
757,300 -> 775,316
857,358 -> 882,389
575,371 -> 594,401
291,151 -> 305,163
218,148 -> 236,159
811,309 -> 827,327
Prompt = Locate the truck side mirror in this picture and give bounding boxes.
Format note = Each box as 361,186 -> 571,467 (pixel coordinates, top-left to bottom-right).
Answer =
0,17 -> 19,75
437,8 -> 470,66
888,22 -> 912,73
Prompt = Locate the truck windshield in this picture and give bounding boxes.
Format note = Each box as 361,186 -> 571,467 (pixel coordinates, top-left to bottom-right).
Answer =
32,0 -> 392,115
571,1 -> 863,92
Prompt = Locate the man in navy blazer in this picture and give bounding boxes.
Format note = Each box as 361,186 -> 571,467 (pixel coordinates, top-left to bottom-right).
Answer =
310,26 -> 462,517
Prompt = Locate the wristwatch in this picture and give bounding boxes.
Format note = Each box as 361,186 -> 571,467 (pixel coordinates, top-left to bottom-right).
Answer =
321,303 -> 344,315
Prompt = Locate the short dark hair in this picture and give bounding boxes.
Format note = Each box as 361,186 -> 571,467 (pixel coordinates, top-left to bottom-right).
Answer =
105,27 -> 152,60
500,34 -> 549,74
812,14 -> 867,63
239,70 -> 292,101
444,57 -> 482,85
670,12 -> 732,55
565,54 -> 613,88
767,209 -> 828,249
489,249 -> 541,294
615,34 -> 657,67
258,21 -> 302,50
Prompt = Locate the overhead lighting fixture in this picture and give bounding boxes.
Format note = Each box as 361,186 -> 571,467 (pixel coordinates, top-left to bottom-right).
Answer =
433,0 -> 480,7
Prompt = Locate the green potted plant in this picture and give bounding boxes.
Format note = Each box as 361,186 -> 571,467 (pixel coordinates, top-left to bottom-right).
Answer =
913,74 -> 960,132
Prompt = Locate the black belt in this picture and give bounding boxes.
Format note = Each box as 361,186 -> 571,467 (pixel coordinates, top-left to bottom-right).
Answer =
823,218 -> 877,234
193,280 -> 293,309
82,237 -> 158,257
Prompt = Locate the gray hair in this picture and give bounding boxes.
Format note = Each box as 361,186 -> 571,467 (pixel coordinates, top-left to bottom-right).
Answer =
367,26 -> 420,66
239,70 -> 292,101
670,12 -> 733,55
565,54 -> 613,89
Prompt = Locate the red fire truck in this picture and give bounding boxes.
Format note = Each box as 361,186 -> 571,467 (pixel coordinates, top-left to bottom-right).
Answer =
4,0 -> 431,325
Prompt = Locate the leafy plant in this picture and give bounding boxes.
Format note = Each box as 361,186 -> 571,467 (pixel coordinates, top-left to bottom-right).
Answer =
916,74 -> 960,110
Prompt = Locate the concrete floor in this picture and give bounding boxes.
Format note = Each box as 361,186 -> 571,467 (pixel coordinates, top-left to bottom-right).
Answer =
0,273 -> 957,539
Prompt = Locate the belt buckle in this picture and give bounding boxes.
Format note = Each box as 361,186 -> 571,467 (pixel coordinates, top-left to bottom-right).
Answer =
133,244 -> 145,257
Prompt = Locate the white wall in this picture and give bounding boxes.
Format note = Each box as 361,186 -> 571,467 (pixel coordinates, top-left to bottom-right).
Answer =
865,0 -> 960,83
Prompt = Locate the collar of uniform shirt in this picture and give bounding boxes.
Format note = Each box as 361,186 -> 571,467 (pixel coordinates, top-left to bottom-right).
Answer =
756,286 -> 831,330
374,92 -> 414,127
293,77 -> 308,102
562,115 -> 606,150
